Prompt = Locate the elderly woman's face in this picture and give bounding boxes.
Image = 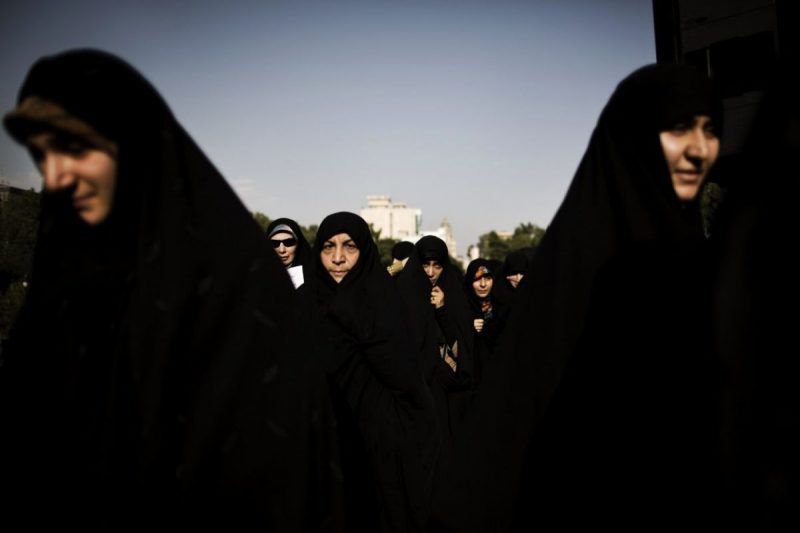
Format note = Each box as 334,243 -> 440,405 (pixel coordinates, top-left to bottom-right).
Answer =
27,131 -> 117,225
659,115 -> 720,201
320,233 -> 360,283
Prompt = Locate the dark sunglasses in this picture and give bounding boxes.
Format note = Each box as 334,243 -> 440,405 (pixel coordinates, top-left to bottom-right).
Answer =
270,237 -> 297,248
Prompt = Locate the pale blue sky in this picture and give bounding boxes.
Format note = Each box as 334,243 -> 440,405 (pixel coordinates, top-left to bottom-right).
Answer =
0,0 -> 655,254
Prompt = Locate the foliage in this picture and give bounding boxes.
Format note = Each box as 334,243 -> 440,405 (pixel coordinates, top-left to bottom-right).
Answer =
0,281 -> 27,340
700,182 -> 725,238
252,211 -> 271,232
0,188 -> 40,340
376,237 -> 400,268
477,222 -> 545,261
302,225 -> 318,248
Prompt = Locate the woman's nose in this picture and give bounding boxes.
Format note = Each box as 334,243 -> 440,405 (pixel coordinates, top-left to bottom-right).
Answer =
41,152 -> 76,191
686,127 -> 710,160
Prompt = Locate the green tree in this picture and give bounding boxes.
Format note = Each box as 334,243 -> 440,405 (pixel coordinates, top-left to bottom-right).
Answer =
700,182 -> 724,238
252,211 -> 271,232
477,222 -> 545,261
302,224 -> 318,247
0,188 -> 40,340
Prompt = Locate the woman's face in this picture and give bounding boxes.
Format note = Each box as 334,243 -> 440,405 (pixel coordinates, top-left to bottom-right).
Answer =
472,274 -> 493,299
506,272 -> 524,289
422,260 -> 444,285
659,114 -> 720,201
320,233 -> 360,283
27,131 -> 118,225
270,231 -> 297,266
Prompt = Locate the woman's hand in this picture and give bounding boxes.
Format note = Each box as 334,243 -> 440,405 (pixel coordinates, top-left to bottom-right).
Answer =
430,286 -> 445,309
473,318 -> 484,332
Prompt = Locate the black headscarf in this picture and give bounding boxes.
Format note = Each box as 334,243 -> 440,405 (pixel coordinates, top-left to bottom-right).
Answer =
432,64 -> 721,531
463,258 -> 496,320
310,212 -> 440,532
392,241 -> 415,261
0,49 -> 301,527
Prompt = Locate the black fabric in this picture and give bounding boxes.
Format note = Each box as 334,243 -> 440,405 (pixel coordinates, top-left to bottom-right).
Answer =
493,248 -> 534,304
391,241 -> 415,261
711,65 -> 800,530
309,212 -> 440,532
431,64 -> 721,531
0,49 -> 303,528
396,236 -> 473,445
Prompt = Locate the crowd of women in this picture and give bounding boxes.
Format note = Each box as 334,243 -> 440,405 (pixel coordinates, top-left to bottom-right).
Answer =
0,49 -> 796,531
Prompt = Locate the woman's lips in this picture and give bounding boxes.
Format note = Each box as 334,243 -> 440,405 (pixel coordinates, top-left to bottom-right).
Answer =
72,193 -> 94,209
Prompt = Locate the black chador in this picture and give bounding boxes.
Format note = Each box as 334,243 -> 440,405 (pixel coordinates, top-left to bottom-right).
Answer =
396,236 -> 474,445
462,258 -> 509,386
711,66 -> 800,530
0,49 -> 306,528
432,64 -> 723,531
308,212 -> 440,532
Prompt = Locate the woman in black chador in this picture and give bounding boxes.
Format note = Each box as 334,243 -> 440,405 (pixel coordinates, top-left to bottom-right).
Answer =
266,217 -> 313,291
309,212 -> 440,532
711,66 -> 800,530
396,236 -> 473,446
0,50 -> 303,527
463,258 -> 508,386
432,64 -> 723,531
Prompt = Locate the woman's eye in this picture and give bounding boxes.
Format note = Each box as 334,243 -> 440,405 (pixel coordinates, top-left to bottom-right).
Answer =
52,136 -> 89,156
345,243 -> 358,251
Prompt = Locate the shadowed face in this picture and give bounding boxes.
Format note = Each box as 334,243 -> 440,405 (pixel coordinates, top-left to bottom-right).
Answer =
423,260 -> 443,285
506,272 -> 524,289
472,273 -> 493,298
659,114 -> 720,201
320,233 -> 360,283
27,131 -> 118,225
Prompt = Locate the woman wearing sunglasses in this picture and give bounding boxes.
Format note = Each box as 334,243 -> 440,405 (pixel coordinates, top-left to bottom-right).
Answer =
267,217 -> 312,290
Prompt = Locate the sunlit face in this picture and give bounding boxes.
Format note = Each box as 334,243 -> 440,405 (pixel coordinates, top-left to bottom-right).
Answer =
270,231 -> 297,266
27,131 -> 118,225
659,115 -> 720,201
320,233 -> 360,283
506,273 -> 524,289
472,273 -> 493,299
422,260 -> 444,285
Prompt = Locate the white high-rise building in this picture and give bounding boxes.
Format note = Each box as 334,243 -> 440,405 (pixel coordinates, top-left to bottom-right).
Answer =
360,195 -> 421,240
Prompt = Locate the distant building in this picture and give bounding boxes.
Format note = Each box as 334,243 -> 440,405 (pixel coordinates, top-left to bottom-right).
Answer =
359,195 -> 461,261
463,244 -> 481,270
360,195 -> 421,240
420,218 -> 458,260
